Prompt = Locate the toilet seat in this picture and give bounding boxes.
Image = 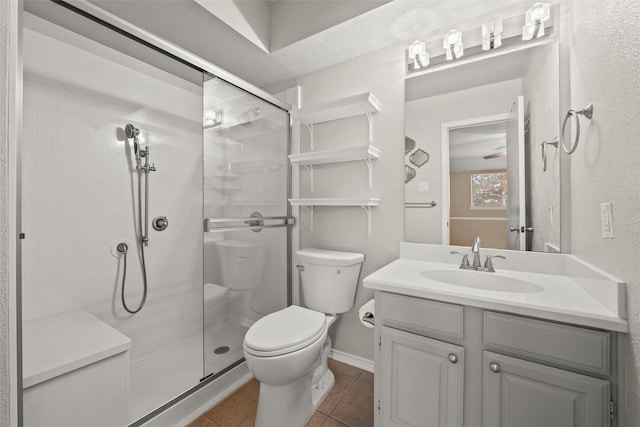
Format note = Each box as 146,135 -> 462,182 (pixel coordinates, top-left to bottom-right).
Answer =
244,305 -> 326,357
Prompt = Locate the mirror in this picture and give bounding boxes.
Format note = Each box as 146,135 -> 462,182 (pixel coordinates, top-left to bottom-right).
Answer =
404,42 -> 560,252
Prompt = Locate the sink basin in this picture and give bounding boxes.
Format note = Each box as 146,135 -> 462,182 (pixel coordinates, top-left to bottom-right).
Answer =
420,269 -> 544,293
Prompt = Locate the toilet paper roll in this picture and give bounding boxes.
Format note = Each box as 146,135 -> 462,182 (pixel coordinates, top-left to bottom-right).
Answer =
358,299 -> 375,328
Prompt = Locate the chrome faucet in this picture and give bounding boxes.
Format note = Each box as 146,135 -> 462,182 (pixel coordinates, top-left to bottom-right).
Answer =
450,236 -> 506,272
471,236 -> 482,268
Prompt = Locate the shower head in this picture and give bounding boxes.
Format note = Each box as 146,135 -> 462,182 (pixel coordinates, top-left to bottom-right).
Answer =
125,123 -> 139,140
125,123 -> 141,157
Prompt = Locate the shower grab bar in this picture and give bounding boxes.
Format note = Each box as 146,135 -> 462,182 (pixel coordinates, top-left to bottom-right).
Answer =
405,201 -> 437,208
204,216 -> 295,233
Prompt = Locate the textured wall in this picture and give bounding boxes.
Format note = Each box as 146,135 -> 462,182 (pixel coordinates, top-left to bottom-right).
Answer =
266,44 -> 406,360
565,0 -> 640,424
0,0 -> 10,423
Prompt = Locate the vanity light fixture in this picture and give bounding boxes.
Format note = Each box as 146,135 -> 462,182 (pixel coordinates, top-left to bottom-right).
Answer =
482,18 -> 503,50
443,29 -> 464,60
522,2 -> 550,40
408,40 -> 429,69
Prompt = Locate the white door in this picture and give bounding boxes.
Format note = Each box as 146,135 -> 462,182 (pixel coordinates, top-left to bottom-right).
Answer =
483,351 -> 610,427
381,327 -> 464,427
506,96 -> 527,250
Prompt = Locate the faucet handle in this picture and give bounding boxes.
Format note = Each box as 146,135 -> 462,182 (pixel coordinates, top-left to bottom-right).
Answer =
484,255 -> 506,271
450,251 -> 470,267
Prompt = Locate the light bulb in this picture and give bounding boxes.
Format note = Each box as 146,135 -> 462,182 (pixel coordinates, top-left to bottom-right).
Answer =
482,18 -> 503,50
443,30 -> 463,60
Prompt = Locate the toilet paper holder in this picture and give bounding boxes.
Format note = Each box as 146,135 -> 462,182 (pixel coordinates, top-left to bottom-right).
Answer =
361,311 -> 375,326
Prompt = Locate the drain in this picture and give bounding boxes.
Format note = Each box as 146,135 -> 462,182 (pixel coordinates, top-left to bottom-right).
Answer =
214,346 -> 230,355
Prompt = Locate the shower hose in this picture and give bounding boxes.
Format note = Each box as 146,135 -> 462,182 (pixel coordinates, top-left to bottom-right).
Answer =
118,167 -> 149,314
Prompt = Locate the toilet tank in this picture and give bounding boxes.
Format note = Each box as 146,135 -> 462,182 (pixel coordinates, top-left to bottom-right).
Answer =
297,248 -> 364,314
215,240 -> 266,290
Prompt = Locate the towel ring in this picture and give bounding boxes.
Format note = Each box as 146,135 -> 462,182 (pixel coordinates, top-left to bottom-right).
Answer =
561,103 -> 593,154
541,137 -> 559,171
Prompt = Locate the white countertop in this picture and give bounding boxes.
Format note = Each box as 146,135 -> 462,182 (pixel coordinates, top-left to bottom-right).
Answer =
364,244 -> 628,333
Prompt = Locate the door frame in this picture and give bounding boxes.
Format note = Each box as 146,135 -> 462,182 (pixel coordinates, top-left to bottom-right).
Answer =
440,113 -> 510,245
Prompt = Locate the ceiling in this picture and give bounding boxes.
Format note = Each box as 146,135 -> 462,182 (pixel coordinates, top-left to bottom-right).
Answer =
449,121 -> 508,172
89,0 -> 535,88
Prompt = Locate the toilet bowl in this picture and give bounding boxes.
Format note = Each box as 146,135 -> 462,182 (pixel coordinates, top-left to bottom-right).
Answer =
243,248 -> 364,427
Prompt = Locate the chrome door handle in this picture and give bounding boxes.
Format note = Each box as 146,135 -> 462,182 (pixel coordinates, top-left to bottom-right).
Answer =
509,226 -> 520,233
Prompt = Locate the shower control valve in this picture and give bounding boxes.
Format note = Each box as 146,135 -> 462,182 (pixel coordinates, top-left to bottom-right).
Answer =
153,216 -> 168,231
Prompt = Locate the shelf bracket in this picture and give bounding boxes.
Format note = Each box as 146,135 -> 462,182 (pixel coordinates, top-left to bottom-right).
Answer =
361,205 -> 373,237
305,123 -> 315,151
365,111 -> 373,144
303,205 -> 314,232
364,158 -> 373,190
303,164 -> 315,192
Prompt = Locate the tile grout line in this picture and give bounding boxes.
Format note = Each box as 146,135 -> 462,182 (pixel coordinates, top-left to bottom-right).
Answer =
325,369 -> 364,427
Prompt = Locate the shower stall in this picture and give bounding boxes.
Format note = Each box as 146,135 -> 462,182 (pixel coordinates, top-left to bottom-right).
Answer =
19,2 -> 291,425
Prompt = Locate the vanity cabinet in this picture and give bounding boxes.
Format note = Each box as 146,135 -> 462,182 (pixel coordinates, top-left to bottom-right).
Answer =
374,292 -> 619,427
380,326 -> 464,427
483,351 -> 610,427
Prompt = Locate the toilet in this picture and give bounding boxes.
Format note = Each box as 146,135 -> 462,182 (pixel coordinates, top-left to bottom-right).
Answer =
215,240 -> 266,325
243,248 -> 364,427
203,283 -> 229,330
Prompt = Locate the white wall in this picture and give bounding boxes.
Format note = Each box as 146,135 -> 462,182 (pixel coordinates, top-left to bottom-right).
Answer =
522,43 -> 560,252
404,79 -> 523,244
266,44 -> 406,360
563,0 -> 640,424
0,0 -> 10,423
21,17 -> 203,363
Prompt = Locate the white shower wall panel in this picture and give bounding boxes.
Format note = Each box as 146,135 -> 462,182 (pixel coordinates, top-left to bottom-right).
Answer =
22,19 -> 203,361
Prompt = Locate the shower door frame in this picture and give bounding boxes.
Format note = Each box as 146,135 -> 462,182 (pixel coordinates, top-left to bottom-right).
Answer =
8,1 -> 293,425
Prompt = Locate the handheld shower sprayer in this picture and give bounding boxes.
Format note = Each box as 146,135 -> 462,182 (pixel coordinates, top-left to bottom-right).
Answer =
120,123 -> 157,314
125,123 -> 141,168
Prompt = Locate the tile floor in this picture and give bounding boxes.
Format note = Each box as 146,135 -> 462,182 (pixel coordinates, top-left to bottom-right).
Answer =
187,359 -> 374,427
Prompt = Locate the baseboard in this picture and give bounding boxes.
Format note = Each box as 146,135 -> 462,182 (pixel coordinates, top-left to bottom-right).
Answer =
329,349 -> 374,373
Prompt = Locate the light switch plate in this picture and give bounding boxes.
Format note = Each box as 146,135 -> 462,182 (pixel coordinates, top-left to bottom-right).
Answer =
600,202 -> 614,239
418,181 -> 430,192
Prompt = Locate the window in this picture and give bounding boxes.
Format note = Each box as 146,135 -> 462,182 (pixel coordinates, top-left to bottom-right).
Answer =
470,172 -> 507,209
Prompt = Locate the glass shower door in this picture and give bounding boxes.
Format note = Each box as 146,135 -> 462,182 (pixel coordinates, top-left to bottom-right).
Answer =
202,74 -> 291,377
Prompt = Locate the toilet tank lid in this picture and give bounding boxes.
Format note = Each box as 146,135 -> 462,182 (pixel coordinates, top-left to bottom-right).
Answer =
215,240 -> 264,248
296,248 -> 364,266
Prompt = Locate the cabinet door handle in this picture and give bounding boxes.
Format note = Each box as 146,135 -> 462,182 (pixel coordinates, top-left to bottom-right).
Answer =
448,353 -> 458,364
489,362 -> 501,373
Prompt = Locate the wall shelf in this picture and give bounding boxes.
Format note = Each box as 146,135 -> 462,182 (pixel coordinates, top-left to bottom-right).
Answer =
292,92 -> 380,150
290,91 -> 382,237
291,92 -> 380,125
289,198 -> 380,236
289,144 -> 380,190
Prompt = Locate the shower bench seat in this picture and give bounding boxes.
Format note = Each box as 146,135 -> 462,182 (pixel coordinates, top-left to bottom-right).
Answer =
23,309 -> 131,427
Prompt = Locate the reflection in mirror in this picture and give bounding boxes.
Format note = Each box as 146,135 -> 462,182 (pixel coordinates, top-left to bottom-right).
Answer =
405,42 -> 560,252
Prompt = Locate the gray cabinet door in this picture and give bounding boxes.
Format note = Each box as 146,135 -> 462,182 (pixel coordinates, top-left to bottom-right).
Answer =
381,326 -> 463,427
483,351 -> 610,427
